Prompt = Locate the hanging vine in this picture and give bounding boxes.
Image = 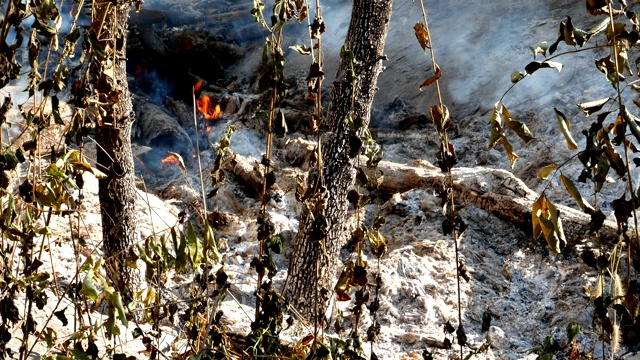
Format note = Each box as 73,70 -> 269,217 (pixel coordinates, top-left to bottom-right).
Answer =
248,0 -> 308,356
414,0 -> 469,358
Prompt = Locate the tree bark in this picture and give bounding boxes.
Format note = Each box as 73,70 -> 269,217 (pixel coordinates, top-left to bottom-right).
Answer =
91,0 -> 140,301
283,0 -> 393,321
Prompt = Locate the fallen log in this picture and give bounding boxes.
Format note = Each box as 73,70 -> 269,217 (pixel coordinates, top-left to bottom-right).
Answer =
281,138 -> 623,244
222,149 -> 282,199
225,150 -> 263,198
372,159 -> 622,245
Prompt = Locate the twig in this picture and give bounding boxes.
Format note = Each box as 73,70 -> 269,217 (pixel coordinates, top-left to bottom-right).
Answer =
418,1 -> 464,358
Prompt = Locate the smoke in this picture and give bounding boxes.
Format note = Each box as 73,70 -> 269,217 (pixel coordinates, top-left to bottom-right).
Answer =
131,67 -> 175,105
230,0 -> 599,121
208,121 -> 265,160
126,1 -> 619,162
370,0 -> 610,120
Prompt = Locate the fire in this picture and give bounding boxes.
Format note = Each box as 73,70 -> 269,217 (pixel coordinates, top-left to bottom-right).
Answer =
194,80 -> 204,93
194,80 -> 222,120
196,95 -> 222,119
161,152 -> 185,170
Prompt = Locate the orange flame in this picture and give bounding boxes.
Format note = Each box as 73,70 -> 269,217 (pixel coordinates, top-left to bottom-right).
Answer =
196,95 -> 222,119
194,80 -> 204,93
161,153 -> 182,168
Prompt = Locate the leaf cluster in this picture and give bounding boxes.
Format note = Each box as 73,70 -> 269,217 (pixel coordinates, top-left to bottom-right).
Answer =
494,1 -> 640,354
529,323 -> 588,360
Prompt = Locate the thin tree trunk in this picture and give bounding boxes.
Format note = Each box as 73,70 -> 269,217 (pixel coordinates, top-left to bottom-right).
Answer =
283,0 -> 393,321
91,0 -> 140,301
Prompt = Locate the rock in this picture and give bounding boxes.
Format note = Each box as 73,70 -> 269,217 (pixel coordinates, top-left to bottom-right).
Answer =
487,326 -> 508,350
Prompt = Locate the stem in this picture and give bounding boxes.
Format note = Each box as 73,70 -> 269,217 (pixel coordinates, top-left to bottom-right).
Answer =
140,176 -> 162,353
540,152 -> 581,194
0,0 -> 13,41
419,1 -> 464,358
192,86 -> 207,216
607,2 -> 638,288
499,44 -> 610,104
419,0 -> 442,107
256,21 -> 284,326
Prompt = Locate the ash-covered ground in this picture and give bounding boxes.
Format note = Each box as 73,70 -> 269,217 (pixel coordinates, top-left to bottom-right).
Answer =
4,0 -> 640,359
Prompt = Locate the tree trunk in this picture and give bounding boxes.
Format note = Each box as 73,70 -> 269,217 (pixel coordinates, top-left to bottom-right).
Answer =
91,0 -> 140,301
283,0 -> 393,321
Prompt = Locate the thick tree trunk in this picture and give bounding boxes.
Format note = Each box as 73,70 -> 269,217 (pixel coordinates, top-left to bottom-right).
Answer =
283,0 -> 393,321
91,0 -> 140,301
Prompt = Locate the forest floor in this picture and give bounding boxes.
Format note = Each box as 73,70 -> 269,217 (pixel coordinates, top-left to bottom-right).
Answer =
5,0 -> 640,359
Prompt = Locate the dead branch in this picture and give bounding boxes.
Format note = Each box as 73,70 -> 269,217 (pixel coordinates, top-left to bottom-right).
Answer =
372,159 -> 621,245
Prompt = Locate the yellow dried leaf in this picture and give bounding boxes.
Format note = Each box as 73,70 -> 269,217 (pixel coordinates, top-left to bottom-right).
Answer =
554,107 -> 578,150
413,22 -> 429,52
536,164 -> 557,179
420,63 -> 442,88
488,102 -> 503,150
560,174 -> 595,214
500,136 -> 519,168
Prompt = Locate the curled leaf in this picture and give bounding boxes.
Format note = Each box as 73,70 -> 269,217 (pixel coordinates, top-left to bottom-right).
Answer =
529,41 -> 549,58
510,70 -> 525,84
596,56 -> 625,85
584,18 -> 610,43
335,265 -> 353,301
525,60 -> 563,75
563,17 -> 577,46
560,173 -> 595,214
532,194 -> 566,253
429,104 -> 450,135
54,308 -> 68,327
532,195 -> 544,240
488,102 -> 503,150
289,44 -> 311,55
456,325 -> 467,346
536,164 -> 557,179
605,21 -> 626,41
547,199 -> 567,250
500,136 -> 519,168
603,139 -> 627,177
481,310 -> 492,333
501,104 -> 535,144
420,63 -> 442,88
186,222 -> 202,269
81,270 -> 99,301
107,291 -> 128,327
577,98 -> 610,116
204,221 -> 221,263
413,22 -> 429,52
274,110 -> 287,138
554,108 -> 578,150
623,106 -> 640,144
